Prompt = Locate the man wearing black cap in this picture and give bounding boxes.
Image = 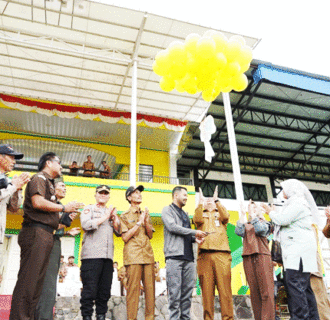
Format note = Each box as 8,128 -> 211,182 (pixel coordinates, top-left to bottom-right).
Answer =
120,185 -> 155,320
0,144 -> 30,245
10,152 -> 84,320
80,185 -> 121,320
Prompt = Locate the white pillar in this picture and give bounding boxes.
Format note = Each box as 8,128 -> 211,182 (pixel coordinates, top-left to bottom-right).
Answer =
222,92 -> 246,222
130,60 -> 138,186
169,151 -> 179,185
169,152 -> 177,177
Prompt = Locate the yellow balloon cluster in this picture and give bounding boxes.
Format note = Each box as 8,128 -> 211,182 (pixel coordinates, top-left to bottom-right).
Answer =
153,31 -> 253,102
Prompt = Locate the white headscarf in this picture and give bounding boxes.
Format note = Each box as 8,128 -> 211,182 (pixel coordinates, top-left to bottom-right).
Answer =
280,179 -> 321,227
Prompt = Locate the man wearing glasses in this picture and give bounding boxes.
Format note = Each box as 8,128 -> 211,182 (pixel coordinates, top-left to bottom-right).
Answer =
10,152 -> 83,320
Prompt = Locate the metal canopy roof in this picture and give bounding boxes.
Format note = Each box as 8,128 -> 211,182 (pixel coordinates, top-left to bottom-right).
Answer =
177,61 -> 330,184
0,0 -> 259,123
0,106 -> 181,151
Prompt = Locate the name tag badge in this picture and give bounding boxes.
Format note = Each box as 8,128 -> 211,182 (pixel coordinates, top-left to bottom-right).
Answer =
215,220 -> 220,227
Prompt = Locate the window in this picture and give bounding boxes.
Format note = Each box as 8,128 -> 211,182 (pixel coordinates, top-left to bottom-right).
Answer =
139,164 -> 153,183
200,180 -> 268,202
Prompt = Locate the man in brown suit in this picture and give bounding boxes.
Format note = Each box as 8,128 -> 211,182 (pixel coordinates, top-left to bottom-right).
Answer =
10,152 -> 83,320
193,187 -> 234,320
311,224 -> 330,320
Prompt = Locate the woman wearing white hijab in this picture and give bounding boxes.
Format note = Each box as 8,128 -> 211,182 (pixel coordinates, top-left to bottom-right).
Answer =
262,179 -> 320,320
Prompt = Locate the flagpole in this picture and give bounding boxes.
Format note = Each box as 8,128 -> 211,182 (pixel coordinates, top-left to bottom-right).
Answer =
222,92 -> 246,222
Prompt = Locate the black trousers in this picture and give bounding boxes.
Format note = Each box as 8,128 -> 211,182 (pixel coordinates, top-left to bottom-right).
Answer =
80,258 -> 113,316
35,236 -> 61,320
285,260 -> 320,320
10,226 -> 54,320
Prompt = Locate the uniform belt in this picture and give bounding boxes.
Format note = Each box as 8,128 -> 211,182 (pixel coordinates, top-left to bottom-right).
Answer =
23,222 -> 56,234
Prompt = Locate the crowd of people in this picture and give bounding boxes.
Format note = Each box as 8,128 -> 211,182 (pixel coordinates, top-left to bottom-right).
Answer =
0,144 -> 330,320
68,156 -> 111,178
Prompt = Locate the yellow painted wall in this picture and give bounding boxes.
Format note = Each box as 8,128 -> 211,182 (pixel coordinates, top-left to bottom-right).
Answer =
0,132 -> 169,177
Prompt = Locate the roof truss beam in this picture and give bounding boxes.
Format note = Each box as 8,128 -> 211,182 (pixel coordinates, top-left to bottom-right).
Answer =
211,114 -> 330,136
181,153 -> 330,180
186,142 -> 330,160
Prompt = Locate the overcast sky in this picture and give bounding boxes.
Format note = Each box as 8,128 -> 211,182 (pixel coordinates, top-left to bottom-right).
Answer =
97,0 -> 330,78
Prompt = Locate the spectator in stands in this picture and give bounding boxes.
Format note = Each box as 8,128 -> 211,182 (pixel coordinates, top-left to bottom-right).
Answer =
118,265 -> 128,296
235,200 -> 275,320
10,152 -> 83,320
111,262 -> 121,296
35,181 -> 81,320
59,255 -> 66,271
69,161 -> 80,176
100,160 -> 111,178
59,266 -> 67,283
82,155 -> 95,176
262,179 -> 320,320
67,255 -> 78,267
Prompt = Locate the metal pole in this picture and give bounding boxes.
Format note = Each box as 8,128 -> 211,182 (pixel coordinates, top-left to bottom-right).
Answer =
130,60 -> 137,186
222,92 -> 246,222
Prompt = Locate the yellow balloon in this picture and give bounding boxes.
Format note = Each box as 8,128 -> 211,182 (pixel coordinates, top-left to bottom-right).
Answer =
155,50 -> 169,66
186,55 -> 199,75
224,61 -> 241,77
225,40 -> 242,62
212,33 -> 228,54
182,74 -> 198,95
175,79 -> 185,93
236,46 -> 253,66
159,77 -> 175,92
196,38 -> 216,59
184,33 -> 201,55
168,42 -> 186,61
214,52 -> 227,71
221,85 -> 233,93
153,61 -> 164,76
197,77 -> 215,92
231,73 -> 248,92
169,63 -> 187,80
216,73 -> 230,89
202,89 -> 215,102
240,62 -> 251,73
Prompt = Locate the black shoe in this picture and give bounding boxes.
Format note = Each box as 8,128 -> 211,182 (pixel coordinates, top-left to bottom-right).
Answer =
83,316 -> 92,320
96,315 -> 106,320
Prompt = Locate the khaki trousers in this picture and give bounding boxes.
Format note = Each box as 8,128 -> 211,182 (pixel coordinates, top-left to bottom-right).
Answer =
126,264 -> 155,320
197,251 -> 233,320
310,275 -> 330,320
243,254 -> 275,320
